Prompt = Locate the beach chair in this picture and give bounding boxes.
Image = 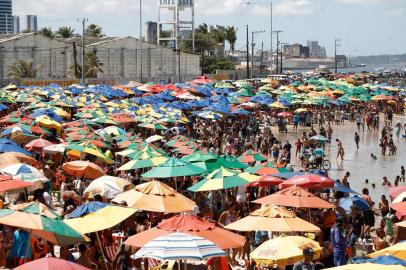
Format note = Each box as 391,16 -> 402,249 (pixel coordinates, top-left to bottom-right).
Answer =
149,260 -> 176,270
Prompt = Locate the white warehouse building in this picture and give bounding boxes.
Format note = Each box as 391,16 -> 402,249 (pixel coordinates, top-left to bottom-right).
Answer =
0,32 -> 201,85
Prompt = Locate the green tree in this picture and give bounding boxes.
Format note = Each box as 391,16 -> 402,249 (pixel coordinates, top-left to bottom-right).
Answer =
225,26 -> 238,56
70,52 -> 104,78
8,60 -> 36,79
56,26 -> 75,38
202,56 -> 235,74
38,27 -> 54,38
86,24 -> 104,38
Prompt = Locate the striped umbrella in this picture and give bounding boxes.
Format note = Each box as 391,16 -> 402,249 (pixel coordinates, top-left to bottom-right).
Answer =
132,232 -> 225,261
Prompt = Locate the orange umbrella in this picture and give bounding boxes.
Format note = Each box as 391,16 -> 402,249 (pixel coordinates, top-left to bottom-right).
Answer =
226,205 -> 321,232
24,138 -> 54,152
0,175 -> 33,192
254,186 -> 335,209
0,152 -> 39,169
112,180 -> 196,213
62,161 -> 105,179
125,214 -> 246,249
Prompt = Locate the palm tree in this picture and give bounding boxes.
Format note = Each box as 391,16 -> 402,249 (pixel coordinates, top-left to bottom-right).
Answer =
86,24 -> 104,38
8,60 -> 36,79
69,52 -> 104,78
38,27 -> 54,38
56,26 -> 75,38
225,26 -> 238,56
196,23 -> 209,35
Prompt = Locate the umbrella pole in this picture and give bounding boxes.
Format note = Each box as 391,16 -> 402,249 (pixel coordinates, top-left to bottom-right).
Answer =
24,230 -> 31,264
96,231 -> 110,270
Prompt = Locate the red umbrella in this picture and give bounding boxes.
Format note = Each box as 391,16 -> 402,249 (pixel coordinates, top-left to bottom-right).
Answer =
277,112 -> 293,118
391,202 -> 406,212
14,257 -> 90,270
279,174 -> 334,190
247,175 -> 283,188
124,214 -> 246,249
24,138 -> 54,152
254,186 -> 335,209
0,175 -> 33,192
390,186 -> 406,200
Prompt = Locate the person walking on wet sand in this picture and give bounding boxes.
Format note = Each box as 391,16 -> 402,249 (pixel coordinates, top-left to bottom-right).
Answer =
336,138 -> 344,160
354,132 -> 360,149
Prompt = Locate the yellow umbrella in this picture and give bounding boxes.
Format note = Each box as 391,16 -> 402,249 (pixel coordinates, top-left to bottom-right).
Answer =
250,236 -> 321,267
269,101 -> 287,109
112,180 -> 196,213
324,263 -> 405,270
368,241 -> 406,260
226,205 -> 320,233
64,205 -> 136,234
35,115 -> 62,133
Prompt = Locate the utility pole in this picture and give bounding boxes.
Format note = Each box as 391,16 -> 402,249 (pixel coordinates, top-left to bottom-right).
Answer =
334,38 -> 341,73
140,0 -> 143,83
251,30 -> 265,79
280,42 -> 288,74
78,18 -> 88,85
273,30 -> 282,74
246,25 -> 249,79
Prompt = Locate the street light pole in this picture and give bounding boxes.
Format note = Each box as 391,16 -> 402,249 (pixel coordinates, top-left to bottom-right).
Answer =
251,30 -> 265,79
273,30 -> 282,74
246,25 -> 249,79
334,38 -> 341,73
246,2 -> 272,74
139,0 -> 143,83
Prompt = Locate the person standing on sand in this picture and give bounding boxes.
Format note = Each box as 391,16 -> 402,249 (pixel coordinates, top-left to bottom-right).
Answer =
354,132 -> 360,149
336,139 -> 344,160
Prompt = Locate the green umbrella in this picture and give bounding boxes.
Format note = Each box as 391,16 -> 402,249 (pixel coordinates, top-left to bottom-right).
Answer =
0,204 -> 85,245
142,157 -> 207,178
181,151 -> 218,163
188,167 -> 260,192
205,155 -> 249,172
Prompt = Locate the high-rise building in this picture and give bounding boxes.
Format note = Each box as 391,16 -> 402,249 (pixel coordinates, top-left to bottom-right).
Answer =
26,14 -> 37,32
13,15 -> 19,33
306,40 -> 326,58
145,21 -> 158,44
0,0 -> 13,34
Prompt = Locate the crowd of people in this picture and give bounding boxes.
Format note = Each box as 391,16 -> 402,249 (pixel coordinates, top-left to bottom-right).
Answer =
0,73 -> 405,270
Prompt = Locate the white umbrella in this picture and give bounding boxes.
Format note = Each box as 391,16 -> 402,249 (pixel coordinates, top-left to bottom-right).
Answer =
83,175 -> 132,199
145,135 -> 164,143
0,163 -> 41,176
43,144 -> 67,154
132,232 -> 225,261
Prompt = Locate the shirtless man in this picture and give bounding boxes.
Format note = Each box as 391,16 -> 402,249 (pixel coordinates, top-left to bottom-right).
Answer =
336,138 -> 344,160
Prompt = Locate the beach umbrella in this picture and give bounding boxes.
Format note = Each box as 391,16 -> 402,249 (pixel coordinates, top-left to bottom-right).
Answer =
35,115 -> 62,133
269,101 -> 287,109
339,196 -> 369,212
14,257 -> 90,270
65,202 -> 136,234
0,207 -> 85,245
181,151 -> 218,163
393,192 -> 406,203
133,232 -> 225,261
205,155 -> 248,172
1,126 -> 31,136
102,126 -> 127,136
138,122 -> 167,130
118,156 -> 168,170
0,152 -> 39,169
279,174 -> 334,189
391,201 -> 406,212
188,167 -> 260,192
62,161 -> 105,179
250,236 -> 321,267
145,135 -> 164,143
254,185 -> 335,209
247,175 -> 284,187
66,144 -> 112,164
330,182 -> 359,194
277,112 -> 292,118
24,138 -> 54,152
352,255 -> 406,266
0,163 -> 41,176
0,140 -> 32,156
113,180 -> 195,213
226,205 -> 320,232
309,135 -> 328,142
238,150 -> 267,163
0,175 -> 33,192
368,241 -> 406,260
245,160 -> 290,176
324,263 -> 405,270
294,108 -> 308,113
390,186 -> 406,200
142,157 -> 207,178
42,144 -> 68,154
125,214 -> 246,249
83,175 -> 132,199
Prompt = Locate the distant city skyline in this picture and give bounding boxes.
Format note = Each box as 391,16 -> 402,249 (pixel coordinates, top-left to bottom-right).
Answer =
12,0 -> 406,56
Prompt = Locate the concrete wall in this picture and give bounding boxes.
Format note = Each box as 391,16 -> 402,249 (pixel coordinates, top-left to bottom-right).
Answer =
0,33 -> 201,84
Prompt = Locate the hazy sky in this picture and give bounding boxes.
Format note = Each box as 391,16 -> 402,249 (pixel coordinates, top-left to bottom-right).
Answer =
13,0 -> 406,56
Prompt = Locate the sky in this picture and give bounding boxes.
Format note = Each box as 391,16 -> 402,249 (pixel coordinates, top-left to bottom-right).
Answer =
13,0 -> 406,57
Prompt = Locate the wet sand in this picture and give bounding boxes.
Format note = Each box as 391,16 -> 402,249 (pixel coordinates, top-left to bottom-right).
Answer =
272,115 -> 406,202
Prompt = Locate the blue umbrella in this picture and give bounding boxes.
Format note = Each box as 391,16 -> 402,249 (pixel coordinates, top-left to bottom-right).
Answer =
330,182 -> 359,194
67,202 -> 108,218
0,104 -> 8,111
352,255 -> 406,266
0,143 -> 32,156
0,138 -> 17,145
339,196 -> 369,212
